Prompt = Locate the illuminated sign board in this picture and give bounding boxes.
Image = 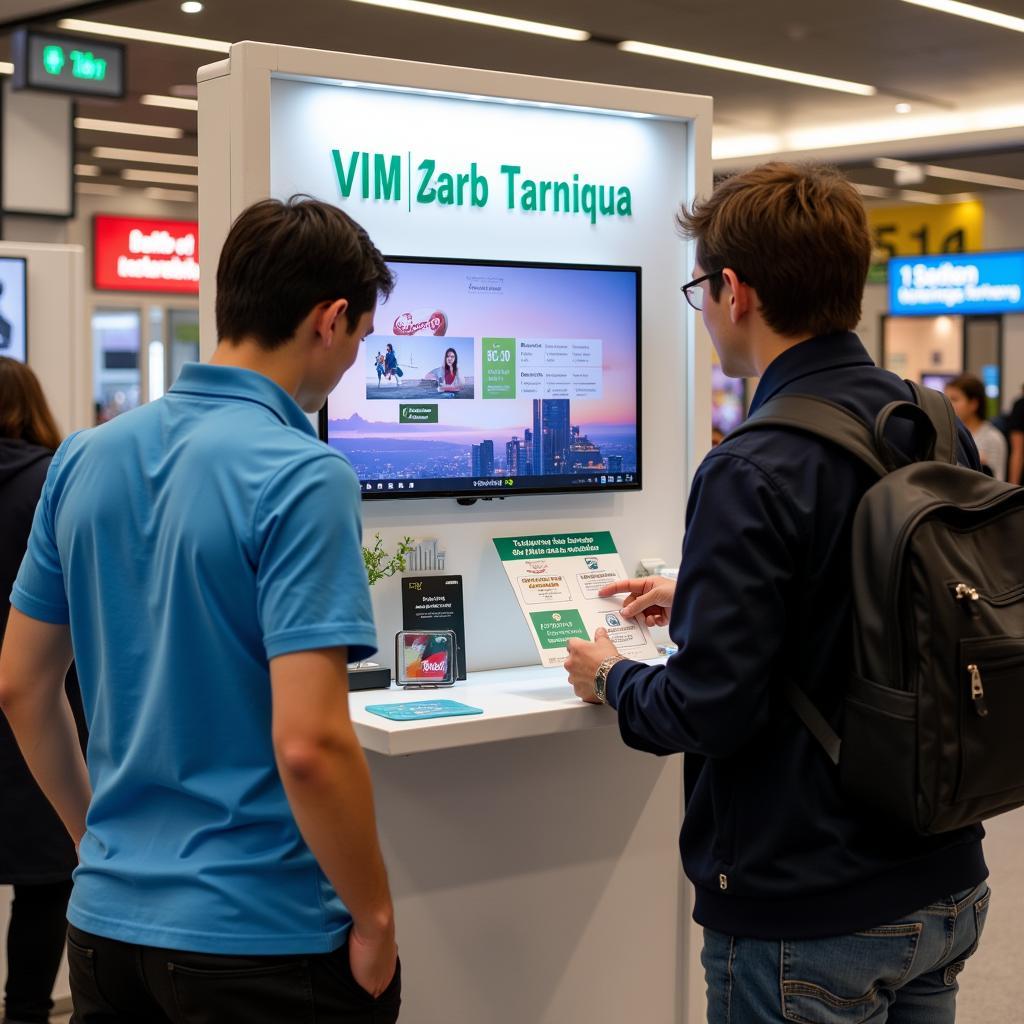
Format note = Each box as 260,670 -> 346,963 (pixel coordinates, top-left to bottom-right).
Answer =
889,251 -> 1024,316
13,30 -> 124,99
94,216 -> 199,294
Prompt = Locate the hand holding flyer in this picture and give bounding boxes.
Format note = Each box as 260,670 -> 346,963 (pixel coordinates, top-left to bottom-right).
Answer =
493,531 -> 660,667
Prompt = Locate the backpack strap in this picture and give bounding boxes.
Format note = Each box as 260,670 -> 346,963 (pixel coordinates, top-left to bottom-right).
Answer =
784,679 -> 841,765
907,380 -> 959,465
727,394 -> 889,478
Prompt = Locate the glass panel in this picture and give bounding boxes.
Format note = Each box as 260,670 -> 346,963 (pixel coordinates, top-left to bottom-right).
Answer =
167,307 -> 200,389
92,308 -> 141,424
964,316 -> 1002,417
148,306 -> 165,402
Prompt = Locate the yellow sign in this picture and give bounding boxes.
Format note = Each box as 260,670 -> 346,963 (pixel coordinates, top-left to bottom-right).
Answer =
867,201 -> 984,262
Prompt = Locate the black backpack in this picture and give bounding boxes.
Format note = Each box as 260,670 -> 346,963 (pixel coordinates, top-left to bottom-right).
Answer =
729,381 -> 1024,835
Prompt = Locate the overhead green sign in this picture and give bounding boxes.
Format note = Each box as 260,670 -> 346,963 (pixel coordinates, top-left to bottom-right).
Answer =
14,29 -> 124,99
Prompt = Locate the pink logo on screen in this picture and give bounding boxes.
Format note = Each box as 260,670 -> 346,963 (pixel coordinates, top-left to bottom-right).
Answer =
393,310 -> 448,336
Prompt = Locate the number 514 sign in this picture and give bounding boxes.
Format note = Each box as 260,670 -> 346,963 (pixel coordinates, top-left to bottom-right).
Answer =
868,201 -> 984,274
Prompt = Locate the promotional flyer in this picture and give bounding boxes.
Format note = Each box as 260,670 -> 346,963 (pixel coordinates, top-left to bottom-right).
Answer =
493,531 -> 659,668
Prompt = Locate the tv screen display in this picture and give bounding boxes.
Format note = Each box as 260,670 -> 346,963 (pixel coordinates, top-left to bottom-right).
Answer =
0,257 -> 28,363
320,257 -> 642,500
921,372 -> 957,393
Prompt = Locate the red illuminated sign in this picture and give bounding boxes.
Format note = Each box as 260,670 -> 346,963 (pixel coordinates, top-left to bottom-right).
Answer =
93,215 -> 199,294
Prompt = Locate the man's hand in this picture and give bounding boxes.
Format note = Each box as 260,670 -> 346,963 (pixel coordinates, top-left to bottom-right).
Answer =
565,627 -> 621,703
597,575 -> 676,627
349,919 -> 398,998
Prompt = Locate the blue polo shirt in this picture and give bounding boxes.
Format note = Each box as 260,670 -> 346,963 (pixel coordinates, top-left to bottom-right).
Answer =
12,363 -> 377,954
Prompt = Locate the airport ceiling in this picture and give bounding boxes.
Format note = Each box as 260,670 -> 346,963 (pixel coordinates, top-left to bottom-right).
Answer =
3,0 -> 1024,201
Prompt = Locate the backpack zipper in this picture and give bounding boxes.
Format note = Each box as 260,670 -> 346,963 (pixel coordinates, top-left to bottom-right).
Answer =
953,583 -> 981,614
967,663 -> 989,718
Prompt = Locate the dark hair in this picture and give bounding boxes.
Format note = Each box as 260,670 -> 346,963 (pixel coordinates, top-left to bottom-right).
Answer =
215,197 -> 394,349
676,162 -> 871,338
947,373 -> 987,421
444,347 -> 458,376
0,357 -> 62,450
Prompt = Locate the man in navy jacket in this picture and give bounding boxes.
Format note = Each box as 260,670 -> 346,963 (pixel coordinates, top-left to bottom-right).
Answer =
565,162 -> 989,1023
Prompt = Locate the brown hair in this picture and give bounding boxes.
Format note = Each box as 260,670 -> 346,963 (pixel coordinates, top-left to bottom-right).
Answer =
0,357 -> 61,450
947,373 -> 987,421
677,162 -> 871,338
216,196 -> 394,350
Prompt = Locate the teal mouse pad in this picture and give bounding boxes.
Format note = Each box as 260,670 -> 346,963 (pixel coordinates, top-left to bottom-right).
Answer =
365,700 -> 484,722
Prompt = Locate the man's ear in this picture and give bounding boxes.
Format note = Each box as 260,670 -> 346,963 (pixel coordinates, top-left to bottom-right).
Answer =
314,298 -> 350,346
721,268 -> 752,325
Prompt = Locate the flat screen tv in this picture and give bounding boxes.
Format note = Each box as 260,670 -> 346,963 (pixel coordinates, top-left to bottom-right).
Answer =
0,256 -> 28,363
319,257 -> 642,501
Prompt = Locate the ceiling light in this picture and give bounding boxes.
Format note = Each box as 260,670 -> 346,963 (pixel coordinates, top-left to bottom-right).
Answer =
92,146 -> 198,167
899,0 -> 1024,33
122,168 -> 200,185
76,183 -> 125,196
144,187 -> 198,202
0,62 -> 13,75
343,0 -> 590,42
874,157 -> 1024,191
76,117 -> 185,139
895,102 -> 913,114
57,18 -> 230,53
618,40 -> 876,96
141,94 -> 199,111
894,164 -> 927,185
74,164 -> 102,177
181,1 -> 204,11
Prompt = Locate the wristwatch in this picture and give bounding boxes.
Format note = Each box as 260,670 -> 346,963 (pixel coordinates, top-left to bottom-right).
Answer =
594,656 -> 625,704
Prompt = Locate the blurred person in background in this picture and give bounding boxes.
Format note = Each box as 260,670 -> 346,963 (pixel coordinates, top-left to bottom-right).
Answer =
0,357 -> 86,1024
945,373 -> 1007,481
1007,384 -> 1024,485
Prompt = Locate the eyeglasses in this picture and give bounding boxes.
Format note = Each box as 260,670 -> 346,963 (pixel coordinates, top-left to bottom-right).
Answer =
680,270 -> 723,312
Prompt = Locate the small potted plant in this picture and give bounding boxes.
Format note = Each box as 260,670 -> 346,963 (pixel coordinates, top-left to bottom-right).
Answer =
350,533 -> 413,691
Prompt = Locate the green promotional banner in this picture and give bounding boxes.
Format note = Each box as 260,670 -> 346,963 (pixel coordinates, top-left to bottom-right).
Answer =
481,338 -> 516,399
493,532 -> 618,561
399,404 -> 439,423
529,609 -> 589,650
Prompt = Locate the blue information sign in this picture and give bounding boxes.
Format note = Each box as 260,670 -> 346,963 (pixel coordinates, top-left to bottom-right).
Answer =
889,251 -> 1024,317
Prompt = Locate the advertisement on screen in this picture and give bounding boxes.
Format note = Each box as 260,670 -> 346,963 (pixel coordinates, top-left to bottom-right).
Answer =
321,257 -> 641,499
0,257 -> 28,363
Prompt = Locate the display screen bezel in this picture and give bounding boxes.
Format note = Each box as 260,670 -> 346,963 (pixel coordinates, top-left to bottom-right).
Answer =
317,254 -> 643,502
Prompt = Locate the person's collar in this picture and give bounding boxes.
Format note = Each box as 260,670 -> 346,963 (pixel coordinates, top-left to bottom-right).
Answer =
749,331 -> 874,413
169,363 -> 316,436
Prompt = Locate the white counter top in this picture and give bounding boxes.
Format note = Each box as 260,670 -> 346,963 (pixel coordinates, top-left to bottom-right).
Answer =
349,662 -> 652,756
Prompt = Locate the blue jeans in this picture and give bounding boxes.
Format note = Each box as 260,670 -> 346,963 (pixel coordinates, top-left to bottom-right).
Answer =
702,883 -> 990,1023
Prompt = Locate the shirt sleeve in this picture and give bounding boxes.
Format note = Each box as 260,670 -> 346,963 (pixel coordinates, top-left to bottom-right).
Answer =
254,452 -> 378,663
10,444 -> 71,625
605,451 -> 798,759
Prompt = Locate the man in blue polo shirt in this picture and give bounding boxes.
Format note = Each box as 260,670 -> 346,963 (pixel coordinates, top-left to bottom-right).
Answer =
0,198 -> 401,1022
565,163 -> 989,1022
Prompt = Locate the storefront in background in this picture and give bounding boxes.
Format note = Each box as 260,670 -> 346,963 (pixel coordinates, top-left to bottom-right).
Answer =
91,214 -> 199,423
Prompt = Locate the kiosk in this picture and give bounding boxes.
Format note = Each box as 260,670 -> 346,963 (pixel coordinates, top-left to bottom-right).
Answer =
198,43 -> 712,1022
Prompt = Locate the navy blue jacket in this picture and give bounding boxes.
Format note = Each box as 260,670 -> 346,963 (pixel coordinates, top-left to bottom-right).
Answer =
606,331 -> 987,939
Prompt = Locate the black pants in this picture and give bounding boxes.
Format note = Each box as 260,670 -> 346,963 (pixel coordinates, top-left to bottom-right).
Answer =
4,879 -> 73,1024
67,926 -> 401,1024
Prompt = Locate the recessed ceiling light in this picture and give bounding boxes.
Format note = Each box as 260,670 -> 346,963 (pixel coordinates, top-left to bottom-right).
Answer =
122,168 -> 200,186
0,62 -> 13,75
143,187 -> 198,202
895,102 -> 913,114
57,18 -> 230,53
343,0 -> 590,42
899,0 -> 1024,33
618,40 -> 876,96
76,117 -> 185,139
74,164 -> 102,177
181,1 -> 204,12
76,182 -> 125,196
874,156 -> 1024,191
141,94 -> 199,111
92,146 -> 199,167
